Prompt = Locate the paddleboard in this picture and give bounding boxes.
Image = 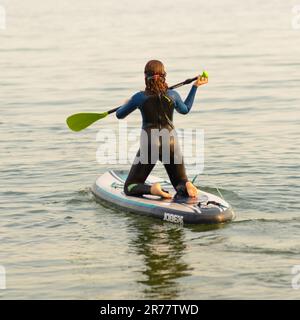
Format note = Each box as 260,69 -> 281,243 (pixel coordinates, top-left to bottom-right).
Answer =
92,170 -> 235,225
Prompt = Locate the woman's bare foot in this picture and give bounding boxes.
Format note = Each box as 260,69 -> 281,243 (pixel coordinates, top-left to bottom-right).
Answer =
186,181 -> 199,198
151,183 -> 172,199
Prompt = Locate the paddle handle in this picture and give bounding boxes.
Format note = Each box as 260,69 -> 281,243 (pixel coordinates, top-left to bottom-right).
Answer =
106,76 -> 199,114
108,107 -> 119,114
169,76 -> 198,90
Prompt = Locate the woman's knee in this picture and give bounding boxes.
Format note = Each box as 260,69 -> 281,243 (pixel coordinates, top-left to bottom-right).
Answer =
124,182 -> 130,195
124,182 -> 138,196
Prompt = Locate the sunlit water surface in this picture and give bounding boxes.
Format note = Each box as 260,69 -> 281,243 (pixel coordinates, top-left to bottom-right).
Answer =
0,0 -> 300,299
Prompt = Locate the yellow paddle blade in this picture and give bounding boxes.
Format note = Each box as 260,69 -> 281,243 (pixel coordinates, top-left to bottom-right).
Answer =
66,112 -> 108,132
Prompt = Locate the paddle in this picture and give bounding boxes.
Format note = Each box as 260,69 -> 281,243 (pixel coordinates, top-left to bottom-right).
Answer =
66,72 -> 208,132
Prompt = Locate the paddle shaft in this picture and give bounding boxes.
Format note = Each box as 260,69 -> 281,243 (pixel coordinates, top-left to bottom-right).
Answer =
107,76 -> 198,115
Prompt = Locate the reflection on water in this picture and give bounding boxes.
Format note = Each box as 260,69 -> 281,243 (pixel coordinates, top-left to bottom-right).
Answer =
130,219 -> 190,299
92,194 -> 229,299
128,216 -> 225,299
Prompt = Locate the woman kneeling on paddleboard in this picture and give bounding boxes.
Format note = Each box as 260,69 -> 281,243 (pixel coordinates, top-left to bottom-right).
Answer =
116,60 -> 208,198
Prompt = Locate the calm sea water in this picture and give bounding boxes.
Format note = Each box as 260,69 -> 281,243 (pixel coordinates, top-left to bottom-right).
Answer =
0,0 -> 300,299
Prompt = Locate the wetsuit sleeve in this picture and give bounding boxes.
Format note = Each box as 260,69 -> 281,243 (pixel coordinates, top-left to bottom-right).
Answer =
171,85 -> 198,114
116,92 -> 143,119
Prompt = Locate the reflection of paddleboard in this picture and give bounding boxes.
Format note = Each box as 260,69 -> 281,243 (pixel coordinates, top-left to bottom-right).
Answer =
92,170 -> 235,225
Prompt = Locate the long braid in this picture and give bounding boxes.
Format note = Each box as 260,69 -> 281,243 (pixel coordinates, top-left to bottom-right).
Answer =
144,60 -> 168,95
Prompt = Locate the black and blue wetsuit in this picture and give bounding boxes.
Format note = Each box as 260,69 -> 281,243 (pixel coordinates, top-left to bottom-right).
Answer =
116,86 -> 198,197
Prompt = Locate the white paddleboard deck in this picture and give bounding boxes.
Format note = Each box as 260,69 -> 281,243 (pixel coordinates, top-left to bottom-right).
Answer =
92,170 -> 235,225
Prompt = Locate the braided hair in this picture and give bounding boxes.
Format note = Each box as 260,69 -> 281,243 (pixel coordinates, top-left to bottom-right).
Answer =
144,60 -> 168,95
